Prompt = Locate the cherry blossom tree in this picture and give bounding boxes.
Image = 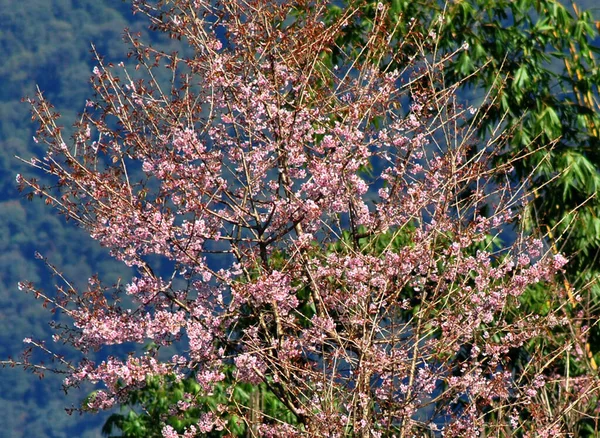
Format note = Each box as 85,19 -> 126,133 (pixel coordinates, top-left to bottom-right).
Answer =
8,0 -> 600,436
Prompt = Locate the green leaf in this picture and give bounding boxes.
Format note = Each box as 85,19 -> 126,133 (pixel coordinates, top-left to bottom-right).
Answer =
513,65 -> 530,90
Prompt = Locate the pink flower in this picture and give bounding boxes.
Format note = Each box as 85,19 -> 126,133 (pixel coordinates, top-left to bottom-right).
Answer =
162,425 -> 178,438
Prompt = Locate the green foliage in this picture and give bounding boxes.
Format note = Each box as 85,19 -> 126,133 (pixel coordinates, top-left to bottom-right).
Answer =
0,1 -> 157,436
101,367 -> 298,437
327,224 -> 415,256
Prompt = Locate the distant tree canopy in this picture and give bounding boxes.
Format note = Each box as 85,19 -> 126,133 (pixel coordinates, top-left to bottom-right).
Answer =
0,1 -> 150,437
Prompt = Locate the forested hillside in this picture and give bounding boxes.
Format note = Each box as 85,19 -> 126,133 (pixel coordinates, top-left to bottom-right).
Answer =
0,1 -> 148,436
0,0 -> 598,437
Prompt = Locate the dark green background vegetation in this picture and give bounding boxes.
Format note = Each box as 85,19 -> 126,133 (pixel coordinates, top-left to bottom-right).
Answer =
0,0 -> 599,436
1,1 -> 152,435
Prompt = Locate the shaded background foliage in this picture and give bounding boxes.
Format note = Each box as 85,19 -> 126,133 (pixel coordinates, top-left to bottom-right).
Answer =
0,1 -> 170,435
0,0 -> 599,436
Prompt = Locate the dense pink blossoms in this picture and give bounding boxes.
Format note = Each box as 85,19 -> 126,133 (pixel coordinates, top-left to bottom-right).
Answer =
12,0 -> 600,436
